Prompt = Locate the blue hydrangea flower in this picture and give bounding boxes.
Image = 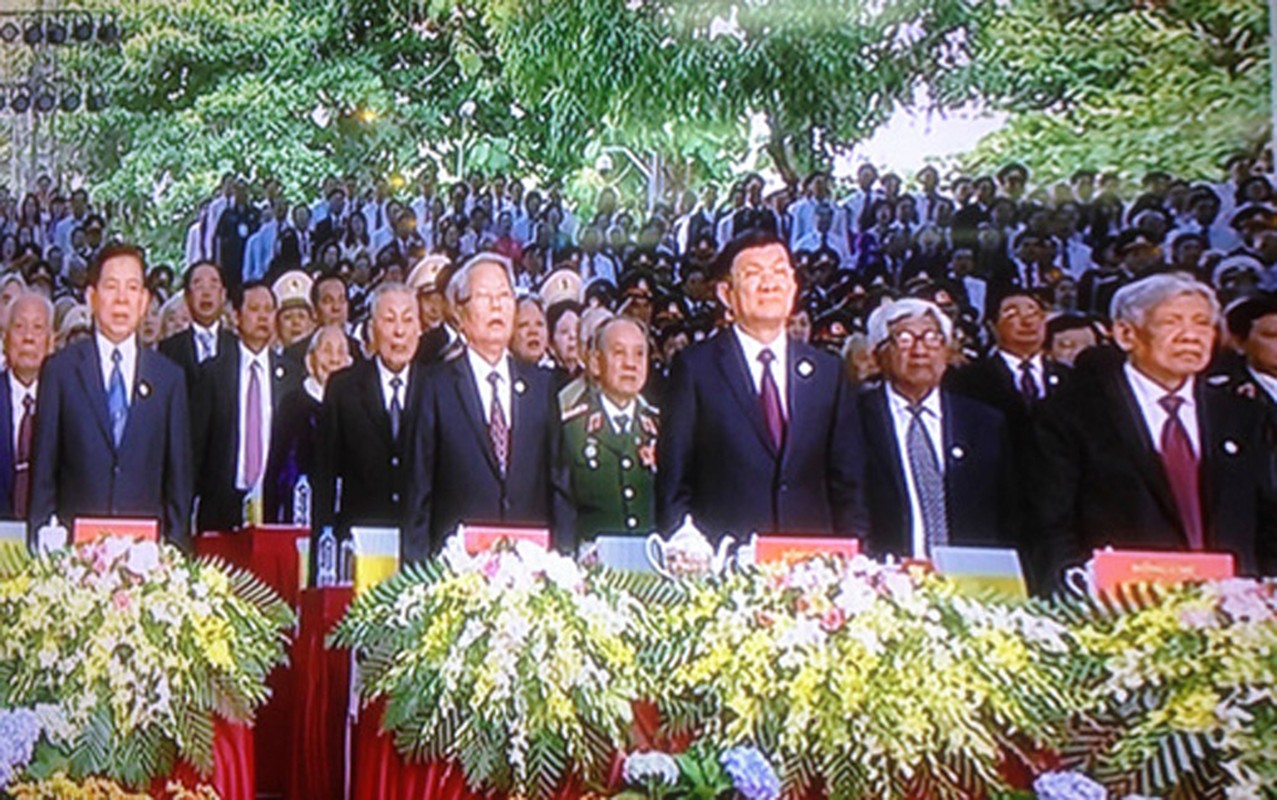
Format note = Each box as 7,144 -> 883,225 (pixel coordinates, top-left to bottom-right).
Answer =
0,708 -> 42,787
721,745 -> 781,800
1033,771 -> 1106,800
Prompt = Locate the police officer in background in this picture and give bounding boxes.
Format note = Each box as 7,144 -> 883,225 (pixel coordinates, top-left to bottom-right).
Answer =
561,316 -> 658,543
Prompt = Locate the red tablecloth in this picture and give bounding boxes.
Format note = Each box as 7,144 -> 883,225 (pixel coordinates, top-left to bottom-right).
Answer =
289,586 -> 355,800
352,698 -> 621,800
196,525 -> 308,796
150,719 -> 254,799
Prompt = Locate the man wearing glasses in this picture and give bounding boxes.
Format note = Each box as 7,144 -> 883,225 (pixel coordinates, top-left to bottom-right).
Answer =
858,298 -> 1019,561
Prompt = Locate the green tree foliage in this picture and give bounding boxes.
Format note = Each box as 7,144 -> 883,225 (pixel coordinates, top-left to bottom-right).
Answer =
944,0 -> 1269,183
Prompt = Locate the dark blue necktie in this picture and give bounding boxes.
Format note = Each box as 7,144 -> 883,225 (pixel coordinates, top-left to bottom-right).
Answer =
108,348 -> 128,447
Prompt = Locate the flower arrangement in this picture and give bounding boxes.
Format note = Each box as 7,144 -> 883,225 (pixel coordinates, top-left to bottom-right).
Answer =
614,741 -> 777,800
5,774 -> 219,799
0,539 -> 292,788
1053,579 -> 1277,798
330,538 -> 646,800
646,556 -> 1081,799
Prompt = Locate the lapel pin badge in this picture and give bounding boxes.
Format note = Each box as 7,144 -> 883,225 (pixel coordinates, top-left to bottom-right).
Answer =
1047,373 -> 1059,386
513,378 -> 527,396
796,359 -> 814,379
274,365 -> 285,380
950,445 -> 965,461
137,381 -> 151,399
1223,439 -> 1240,455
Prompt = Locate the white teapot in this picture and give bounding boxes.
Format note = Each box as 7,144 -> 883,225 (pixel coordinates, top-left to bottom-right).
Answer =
646,515 -> 734,578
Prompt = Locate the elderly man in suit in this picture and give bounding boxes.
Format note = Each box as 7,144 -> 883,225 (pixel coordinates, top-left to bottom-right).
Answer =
191,280 -> 303,532
0,293 -> 53,520
857,298 -> 1018,561
313,283 -> 421,549
404,253 -> 566,562
158,260 -> 234,390
29,244 -> 194,549
1033,272 -> 1277,586
657,230 -> 868,541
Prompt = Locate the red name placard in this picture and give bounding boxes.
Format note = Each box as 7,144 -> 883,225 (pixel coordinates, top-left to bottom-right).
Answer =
754,536 -> 859,565
462,524 -> 550,554
73,517 -> 159,544
1093,549 -> 1235,595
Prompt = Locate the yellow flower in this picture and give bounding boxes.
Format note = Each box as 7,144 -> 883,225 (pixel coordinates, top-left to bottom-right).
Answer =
1165,686 -> 1221,732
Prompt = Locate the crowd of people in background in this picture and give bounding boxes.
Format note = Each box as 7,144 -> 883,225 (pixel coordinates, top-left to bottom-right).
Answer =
5,147 -> 1277,594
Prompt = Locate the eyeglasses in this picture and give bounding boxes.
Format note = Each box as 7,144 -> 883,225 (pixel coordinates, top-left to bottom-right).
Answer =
883,329 -> 946,350
463,290 -> 514,307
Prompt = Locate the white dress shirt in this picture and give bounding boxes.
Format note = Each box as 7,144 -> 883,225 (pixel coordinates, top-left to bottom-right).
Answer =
599,393 -> 636,435
885,384 -> 945,559
467,348 -> 512,425
191,320 -> 222,363
235,344 -> 274,492
1124,363 -> 1200,456
998,350 -> 1045,400
375,357 -> 410,413
95,330 -> 137,405
8,372 -> 36,457
733,325 -> 789,418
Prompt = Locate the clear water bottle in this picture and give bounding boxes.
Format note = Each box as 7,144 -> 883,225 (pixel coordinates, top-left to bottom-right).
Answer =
316,525 -> 337,587
293,474 -> 312,527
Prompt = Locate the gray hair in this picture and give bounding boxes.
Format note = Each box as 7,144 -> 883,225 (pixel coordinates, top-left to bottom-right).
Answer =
445,252 -> 517,310
588,315 -> 647,352
578,306 -> 614,354
9,290 -> 53,327
865,297 -> 953,350
306,323 -> 348,360
368,281 -> 415,319
1109,272 -> 1219,328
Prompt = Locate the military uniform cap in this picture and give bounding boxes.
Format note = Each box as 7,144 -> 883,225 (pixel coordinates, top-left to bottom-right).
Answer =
271,270 -> 314,312
407,254 -> 452,295
541,268 -> 583,308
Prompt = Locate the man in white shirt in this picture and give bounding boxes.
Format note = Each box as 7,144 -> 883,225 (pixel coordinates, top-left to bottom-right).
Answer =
858,298 -> 1017,560
404,254 -> 566,560
29,244 -> 194,548
1,292 -> 52,520
1033,272 -> 1277,587
190,280 -> 302,532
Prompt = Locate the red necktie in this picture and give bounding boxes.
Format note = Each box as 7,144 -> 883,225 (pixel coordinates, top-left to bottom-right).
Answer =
13,393 -> 33,518
758,349 -> 785,450
1159,395 -> 1203,549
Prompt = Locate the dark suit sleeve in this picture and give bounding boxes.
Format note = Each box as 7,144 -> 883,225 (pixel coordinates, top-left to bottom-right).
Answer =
312,382 -> 341,536
402,374 -> 436,563
991,414 -> 1022,548
655,351 -> 696,533
827,373 -> 871,539
27,360 -> 60,545
1028,401 -> 1085,592
164,374 -> 194,552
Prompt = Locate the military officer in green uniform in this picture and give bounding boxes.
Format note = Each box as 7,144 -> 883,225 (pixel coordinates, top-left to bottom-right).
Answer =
561,316 -> 658,541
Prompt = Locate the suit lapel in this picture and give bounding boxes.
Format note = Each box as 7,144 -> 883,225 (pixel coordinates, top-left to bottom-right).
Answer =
865,387 -> 908,505
120,347 -> 160,452
359,361 -> 393,448
452,356 -> 500,476
714,333 -> 777,457
508,358 -> 530,478
0,372 -> 14,471
1196,382 -> 1227,548
1107,371 -> 1184,539
75,340 -> 115,449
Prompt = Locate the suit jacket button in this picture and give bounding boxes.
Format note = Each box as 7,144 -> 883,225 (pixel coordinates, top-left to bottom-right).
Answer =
112,464 -> 121,475
779,483 -> 788,492
625,516 -> 638,529
391,456 -> 400,468
622,487 -> 635,500
391,492 -> 400,503
620,457 -> 633,470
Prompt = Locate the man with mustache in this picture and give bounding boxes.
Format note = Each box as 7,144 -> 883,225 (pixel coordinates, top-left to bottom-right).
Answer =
403,253 -> 568,561
1032,272 -> 1277,587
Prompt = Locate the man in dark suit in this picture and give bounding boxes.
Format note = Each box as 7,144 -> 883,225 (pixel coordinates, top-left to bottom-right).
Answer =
313,283 -> 421,549
857,298 -> 1017,560
404,254 -> 567,562
657,230 -> 868,542
0,293 -> 54,519
310,187 -> 348,250
191,280 -> 303,532
29,244 -> 194,549
158,260 -> 235,391
1033,273 -> 1277,586
1215,292 -> 1277,418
